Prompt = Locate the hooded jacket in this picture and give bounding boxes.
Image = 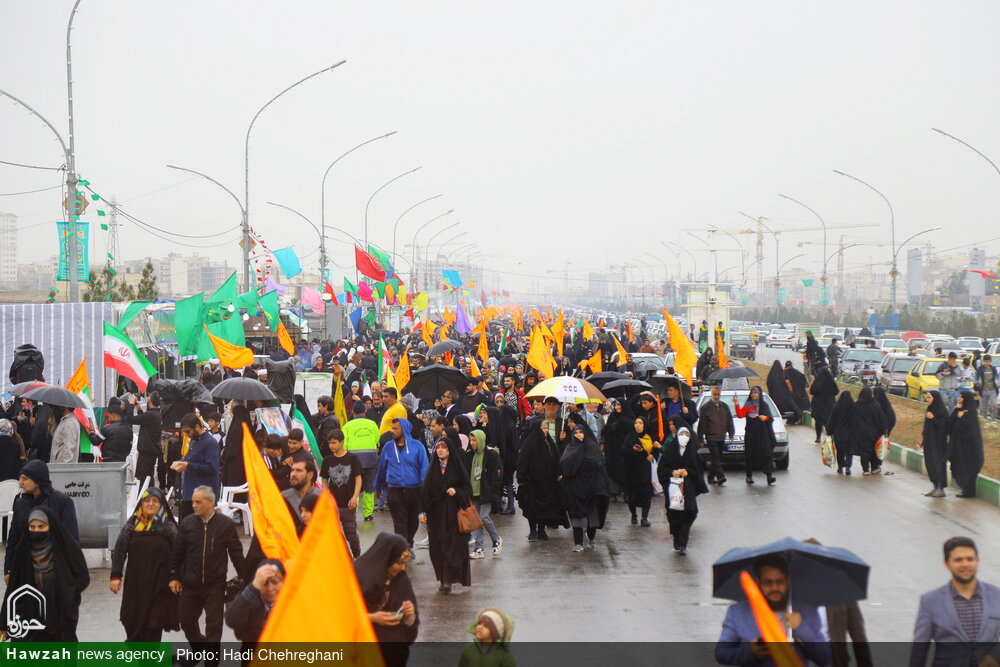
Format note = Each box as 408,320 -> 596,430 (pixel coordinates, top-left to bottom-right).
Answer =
375,419 -> 430,491
458,607 -> 516,667
4,460 -> 79,575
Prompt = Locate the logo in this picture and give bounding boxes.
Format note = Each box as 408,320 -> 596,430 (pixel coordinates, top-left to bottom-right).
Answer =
118,345 -> 131,359
5,583 -> 46,639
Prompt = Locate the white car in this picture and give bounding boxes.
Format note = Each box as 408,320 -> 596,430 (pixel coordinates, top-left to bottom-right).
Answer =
765,330 -> 795,349
958,337 -> 985,354
694,389 -> 790,470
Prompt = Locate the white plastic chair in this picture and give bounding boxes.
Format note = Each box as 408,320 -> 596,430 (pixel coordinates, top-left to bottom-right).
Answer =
0,479 -> 20,543
217,483 -> 252,536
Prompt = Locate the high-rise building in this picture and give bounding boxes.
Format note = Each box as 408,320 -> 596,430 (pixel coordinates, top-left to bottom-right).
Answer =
969,247 -> 986,302
906,247 -> 923,302
0,212 -> 17,285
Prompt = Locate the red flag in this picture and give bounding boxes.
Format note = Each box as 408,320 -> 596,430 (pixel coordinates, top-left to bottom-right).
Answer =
354,246 -> 387,282
323,281 -> 338,305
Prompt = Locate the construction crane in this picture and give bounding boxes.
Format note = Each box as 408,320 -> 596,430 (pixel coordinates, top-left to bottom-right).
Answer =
688,215 -> 879,297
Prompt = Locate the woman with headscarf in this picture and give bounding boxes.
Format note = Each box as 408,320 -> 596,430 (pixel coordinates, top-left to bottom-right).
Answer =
30,404 -> 54,462
0,506 -> 89,641
464,429 -> 503,559
828,391 -> 856,474
109,487 -> 179,641
516,402 -> 570,542
766,360 -> 801,425
809,368 -> 838,444
922,390 -> 951,498
558,422 -> 611,552
740,386 -> 777,486
354,532 -> 419,667
222,404 -> 252,490
622,415 -> 658,527
657,419 -> 709,555
0,418 -> 21,481
419,438 -> 473,594
949,391 -> 984,498
850,388 -> 887,475
873,386 -> 896,437
602,399 -> 630,501
453,414 -> 474,450
479,405 -> 519,516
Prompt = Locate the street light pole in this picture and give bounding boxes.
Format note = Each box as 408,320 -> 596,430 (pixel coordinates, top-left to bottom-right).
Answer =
686,231 -> 717,283
410,213 -> 456,290
775,253 -> 807,324
266,202 -> 326,277
320,130 -> 397,278
392,194 -> 443,260
65,0 -> 83,301
364,167 -> 422,250
244,61 -> 346,291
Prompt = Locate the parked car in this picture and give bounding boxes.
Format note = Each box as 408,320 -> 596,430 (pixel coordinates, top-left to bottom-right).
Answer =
729,332 -> 756,360
694,389 -> 790,470
765,329 -> 795,349
629,352 -> 670,379
923,339 -> 966,358
839,348 -> 885,386
875,338 -> 908,354
879,353 -> 921,395
957,337 -> 985,354
905,357 -> 947,400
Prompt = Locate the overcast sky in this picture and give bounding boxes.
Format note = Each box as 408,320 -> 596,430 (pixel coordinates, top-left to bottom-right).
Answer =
2,1 -> 998,293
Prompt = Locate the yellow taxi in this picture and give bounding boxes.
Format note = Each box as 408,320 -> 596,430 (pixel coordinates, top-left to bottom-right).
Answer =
905,357 -> 946,400
738,328 -> 760,343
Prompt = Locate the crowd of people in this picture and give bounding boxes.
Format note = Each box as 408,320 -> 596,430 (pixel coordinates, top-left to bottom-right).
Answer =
0,315 -> 997,667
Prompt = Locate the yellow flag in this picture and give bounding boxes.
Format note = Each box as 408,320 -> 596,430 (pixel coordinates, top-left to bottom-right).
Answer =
551,311 -> 565,357
527,325 -> 556,378
421,318 -> 437,347
66,357 -> 89,395
257,492 -> 381,650
241,424 -> 300,561
469,355 -> 482,378
582,319 -> 595,340
413,292 -> 428,311
205,326 -> 254,369
277,321 -> 295,355
478,331 -> 490,365
384,367 -> 397,390
578,348 -> 602,374
394,351 -> 411,392
626,321 -> 635,344
664,307 -> 698,383
438,323 -> 450,341
611,333 -> 630,368
716,329 -> 728,369
333,374 -> 348,426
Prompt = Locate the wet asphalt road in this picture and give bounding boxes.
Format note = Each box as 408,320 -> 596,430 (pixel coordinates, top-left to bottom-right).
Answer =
5,420 -> 1000,643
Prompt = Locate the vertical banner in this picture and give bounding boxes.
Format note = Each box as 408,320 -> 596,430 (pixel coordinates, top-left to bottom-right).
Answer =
819,287 -> 831,306
776,287 -> 786,305
56,221 -> 90,282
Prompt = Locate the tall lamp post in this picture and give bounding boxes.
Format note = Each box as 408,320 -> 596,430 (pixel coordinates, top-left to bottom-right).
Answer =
244,61 -> 346,291
320,130 -> 397,276
775,253 -> 807,324
392,194 -> 443,260
364,167 -> 422,250
266,202 -> 328,275
410,213 -> 456,288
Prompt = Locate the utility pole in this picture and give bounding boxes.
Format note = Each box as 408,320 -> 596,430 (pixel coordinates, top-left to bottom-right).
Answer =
107,196 -> 121,269
65,0 -> 83,301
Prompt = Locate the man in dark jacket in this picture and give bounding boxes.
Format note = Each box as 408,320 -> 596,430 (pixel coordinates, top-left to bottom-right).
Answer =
99,405 -> 133,462
697,385 -> 734,486
174,414 -> 221,519
224,559 -> 284,650
169,486 -> 245,659
127,391 -> 162,486
459,378 -> 490,413
3,459 -> 79,582
312,396 -> 341,459
663,385 -> 698,430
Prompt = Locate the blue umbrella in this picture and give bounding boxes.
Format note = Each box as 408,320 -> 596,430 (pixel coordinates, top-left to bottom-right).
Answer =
713,537 -> 869,607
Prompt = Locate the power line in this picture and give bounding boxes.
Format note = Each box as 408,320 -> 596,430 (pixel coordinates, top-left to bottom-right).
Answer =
0,183 -> 62,196
0,158 -> 64,171
83,185 -> 241,239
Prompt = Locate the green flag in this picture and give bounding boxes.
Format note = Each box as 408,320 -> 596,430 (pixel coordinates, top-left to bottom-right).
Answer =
363,310 -> 377,329
118,300 -> 153,330
374,282 -> 386,300
257,289 -> 280,332
289,405 -> 323,462
344,277 -> 358,295
367,245 -> 393,274
174,293 -> 207,357
208,272 -> 238,303
203,272 -> 245,350
235,289 -> 258,312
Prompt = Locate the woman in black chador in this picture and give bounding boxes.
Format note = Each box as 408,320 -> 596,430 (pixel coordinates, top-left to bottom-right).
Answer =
949,390 -> 983,498
850,388 -> 887,475
558,422 -> 610,552
354,533 -> 419,667
420,438 -> 472,594
922,390 -> 951,498
740,386 -> 776,486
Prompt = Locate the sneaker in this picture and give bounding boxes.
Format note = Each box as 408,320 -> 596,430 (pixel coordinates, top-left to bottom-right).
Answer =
862,471 -> 872,476
640,518 -> 651,527
415,538 -> 429,549
492,538 -> 503,555
470,548 -> 485,560
363,515 -> 373,522
588,539 -> 596,550
871,467 -> 882,474
528,531 -> 538,542
631,515 -> 638,525
572,544 -> 585,553
678,546 -> 687,556
717,478 -> 727,487
931,489 -> 946,498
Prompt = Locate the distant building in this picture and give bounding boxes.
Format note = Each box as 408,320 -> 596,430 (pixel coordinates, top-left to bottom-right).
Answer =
906,247 -> 923,303
0,212 -> 17,285
588,272 -> 609,298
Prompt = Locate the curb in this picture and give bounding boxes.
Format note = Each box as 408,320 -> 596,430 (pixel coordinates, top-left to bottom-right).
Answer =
885,441 -> 1000,507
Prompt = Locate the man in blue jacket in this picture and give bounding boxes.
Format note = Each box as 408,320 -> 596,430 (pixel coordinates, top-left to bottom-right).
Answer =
715,554 -> 831,666
375,418 -> 428,548
174,413 -> 221,519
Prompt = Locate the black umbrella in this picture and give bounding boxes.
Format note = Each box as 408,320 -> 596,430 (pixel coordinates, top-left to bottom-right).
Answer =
21,385 -> 87,409
647,375 -> 692,401
498,355 -> 518,368
707,366 -> 759,381
403,363 -> 468,400
427,339 -> 464,357
155,379 -> 216,415
713,537 -> 869,608
600,378 -> 652,399
210,377 -> 277,401
585,371 -> 630,389
9,380 -> 49,396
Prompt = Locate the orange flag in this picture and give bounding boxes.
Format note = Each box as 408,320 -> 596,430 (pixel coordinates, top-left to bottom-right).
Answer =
438,323 -> 451,341
205,326 -> 254,369
578,348 -> 602,375
394,350 -> 411,392
421,318 -> 437,347
611,333 -> 630,368
716,329 -> 728,369
551,311 -> 565,357
444,351 -> 454,367
469,355 -> 482,378
526,325 -> 556,378
478,331 -> 490,365
740,571 -> 805,667
626,321 -> 635,344
582,319 -> 596,340
277,321 -> 295,355
257,492 -> 381,652
664,307 -> 698,383
241,424 -> 300,561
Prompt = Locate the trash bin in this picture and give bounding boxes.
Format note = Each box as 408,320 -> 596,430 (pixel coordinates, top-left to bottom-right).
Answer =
48,463 -> 131,549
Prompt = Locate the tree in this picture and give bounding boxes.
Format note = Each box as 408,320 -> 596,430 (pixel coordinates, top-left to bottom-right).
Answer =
82,267 -> 136,302
136,260 -> 159,300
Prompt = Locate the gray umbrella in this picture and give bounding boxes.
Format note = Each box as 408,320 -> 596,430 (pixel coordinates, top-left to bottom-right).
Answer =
427,339 -> 464,357
210,377 -> 277,401
21,385 -> 87,409
708,366 -> 759,381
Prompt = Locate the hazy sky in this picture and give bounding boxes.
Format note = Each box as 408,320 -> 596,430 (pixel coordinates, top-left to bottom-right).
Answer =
2,1 -> 998,293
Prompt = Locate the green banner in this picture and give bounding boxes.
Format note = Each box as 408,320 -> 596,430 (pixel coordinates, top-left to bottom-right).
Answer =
55,222 -> 89,282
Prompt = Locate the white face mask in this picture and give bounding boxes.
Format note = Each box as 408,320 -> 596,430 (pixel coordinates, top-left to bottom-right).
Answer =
678,433 -> 690,446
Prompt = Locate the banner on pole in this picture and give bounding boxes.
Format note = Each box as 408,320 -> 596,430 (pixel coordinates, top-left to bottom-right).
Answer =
56,221 -> 89,282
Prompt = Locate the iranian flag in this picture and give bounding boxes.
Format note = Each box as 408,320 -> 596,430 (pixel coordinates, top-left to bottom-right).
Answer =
104,321 -> 157,391
377,332 -> 393,380
497,327 -> 512,355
